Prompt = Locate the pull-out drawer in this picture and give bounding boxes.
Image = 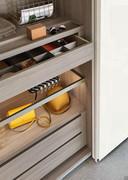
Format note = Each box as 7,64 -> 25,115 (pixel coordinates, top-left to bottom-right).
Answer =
0,35 -> 93,102
0,115 -> 86,180
0,70 -> 84,127
18,134 -> 84,180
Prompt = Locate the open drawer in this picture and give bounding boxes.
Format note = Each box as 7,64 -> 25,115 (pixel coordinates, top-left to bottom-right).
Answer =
0,35 -> 93,102
0,70 -> 85,126
0,114 -> 86,180
0,19 -> 83,60
18,134 -> 85,180
0,69 -> 86,166
0,95 -> 85,167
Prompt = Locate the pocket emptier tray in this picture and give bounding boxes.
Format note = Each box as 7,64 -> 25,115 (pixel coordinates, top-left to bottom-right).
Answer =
0,18 -> 83,60
0,34 -> 93,102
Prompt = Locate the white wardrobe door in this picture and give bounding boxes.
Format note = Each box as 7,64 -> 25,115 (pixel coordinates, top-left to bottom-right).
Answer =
96,0 -> 128,160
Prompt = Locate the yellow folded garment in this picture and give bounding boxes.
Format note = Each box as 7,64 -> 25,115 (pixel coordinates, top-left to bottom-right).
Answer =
8,104 -> 36,129
45,86 -> 70,114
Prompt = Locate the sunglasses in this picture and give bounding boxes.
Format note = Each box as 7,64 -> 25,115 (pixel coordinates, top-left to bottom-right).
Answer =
49,25 -> 66,35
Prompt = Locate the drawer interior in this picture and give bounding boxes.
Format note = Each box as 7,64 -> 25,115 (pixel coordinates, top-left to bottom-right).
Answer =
49,36 -> 89,56
0,68 -> 87,165
0,70 -> 84,121
0,20 -> 82,59
0,96 -> 85,166
0,35 -> 90,81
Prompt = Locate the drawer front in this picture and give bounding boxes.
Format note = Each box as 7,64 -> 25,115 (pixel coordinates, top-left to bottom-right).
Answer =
0,115 -> 86,180
0,37 -> 93,102
17,134 -> 85,180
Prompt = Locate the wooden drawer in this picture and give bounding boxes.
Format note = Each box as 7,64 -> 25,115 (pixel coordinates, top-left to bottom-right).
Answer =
0,70 -> 84,127
0,115 -> 86,180
17,134 -> 85,180
0,35 -> 93,102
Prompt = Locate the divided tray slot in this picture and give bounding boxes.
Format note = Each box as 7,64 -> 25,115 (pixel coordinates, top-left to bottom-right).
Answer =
64,36 -> 90,50
0,35 -> 89,80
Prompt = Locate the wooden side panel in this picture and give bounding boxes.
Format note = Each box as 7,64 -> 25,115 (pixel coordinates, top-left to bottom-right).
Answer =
57,0 -> 93,40
0,0 -> 8,15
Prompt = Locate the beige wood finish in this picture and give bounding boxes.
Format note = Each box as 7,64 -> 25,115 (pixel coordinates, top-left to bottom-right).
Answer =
0,0 -> 94,179
0,96 -> 84,165
18,134 -> 86,180
0,0 -> 7,15
0,37 -> 93,103
0,114 -> 86,180
0,20 -> 82,60
0,70 -> 82,116
57,0 -> 93,40
17,113 -> 87,180
45,147 -> 91,180
17,135 -> 86,180
0,70 -> 85,127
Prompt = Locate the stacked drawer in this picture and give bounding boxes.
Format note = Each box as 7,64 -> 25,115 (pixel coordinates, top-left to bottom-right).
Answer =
0,114 -> 86,180
0,35 -> 93,102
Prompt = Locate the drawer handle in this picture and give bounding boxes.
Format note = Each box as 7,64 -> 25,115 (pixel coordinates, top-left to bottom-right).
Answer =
28,76 -> 60,100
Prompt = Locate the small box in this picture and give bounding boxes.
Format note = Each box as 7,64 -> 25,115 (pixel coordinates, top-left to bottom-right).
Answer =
27,23 -> 47,41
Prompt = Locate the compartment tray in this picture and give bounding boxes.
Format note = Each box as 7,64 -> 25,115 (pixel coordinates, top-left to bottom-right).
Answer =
0,36 -> 93,102
0,18 -> 83,60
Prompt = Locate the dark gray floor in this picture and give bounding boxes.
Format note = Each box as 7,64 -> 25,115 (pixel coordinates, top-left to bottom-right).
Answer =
64,139 -> 128,180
